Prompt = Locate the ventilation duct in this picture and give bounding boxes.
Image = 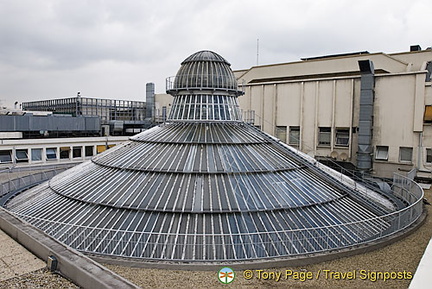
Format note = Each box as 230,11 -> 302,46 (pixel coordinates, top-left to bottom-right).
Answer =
145,82 -> 155,120
357,60 -> 375,174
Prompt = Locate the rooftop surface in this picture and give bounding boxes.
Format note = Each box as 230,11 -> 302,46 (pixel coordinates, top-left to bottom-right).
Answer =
0,229 -> 78,288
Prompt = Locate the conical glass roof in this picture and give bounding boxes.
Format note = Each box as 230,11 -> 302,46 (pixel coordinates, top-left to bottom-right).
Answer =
5,51 -> 406,263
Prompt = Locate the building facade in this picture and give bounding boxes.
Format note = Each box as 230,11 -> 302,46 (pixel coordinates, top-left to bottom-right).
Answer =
0,136 -> 128,167
156,47 -> 432,180
22,96 -> 149,135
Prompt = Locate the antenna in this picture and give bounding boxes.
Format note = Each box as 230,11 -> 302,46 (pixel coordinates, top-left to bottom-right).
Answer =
256,38 -> 260,66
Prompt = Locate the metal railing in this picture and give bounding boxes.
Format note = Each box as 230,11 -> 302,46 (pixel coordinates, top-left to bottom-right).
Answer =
0,164 -> 76,205
166,75 -> 244,95
2,168 -> 424,261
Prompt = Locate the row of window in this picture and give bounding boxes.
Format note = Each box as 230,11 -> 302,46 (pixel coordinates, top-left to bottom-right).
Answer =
275,126 -> 432,164
0,144 -> 115,164
375,146 -> 432,163
276,126 -> 350,147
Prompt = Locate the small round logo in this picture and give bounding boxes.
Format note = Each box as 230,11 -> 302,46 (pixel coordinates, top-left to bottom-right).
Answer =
218,267 -> 235,284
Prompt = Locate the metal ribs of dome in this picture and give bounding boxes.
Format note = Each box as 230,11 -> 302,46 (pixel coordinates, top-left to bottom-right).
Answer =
46,124 -> 351,213
7,121 -> 395,262
4,50 -> 407,263
167,51 -> 243,122
167,50 -> 242,100
181,50 -> 230,65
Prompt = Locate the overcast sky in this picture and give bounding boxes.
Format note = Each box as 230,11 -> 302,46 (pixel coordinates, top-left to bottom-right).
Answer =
0,0 -> 430,108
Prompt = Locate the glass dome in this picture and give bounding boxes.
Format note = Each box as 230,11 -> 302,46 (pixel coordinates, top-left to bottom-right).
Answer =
5,50 -> 420,266
167,50 -> 243,122
167,50 -> 241,94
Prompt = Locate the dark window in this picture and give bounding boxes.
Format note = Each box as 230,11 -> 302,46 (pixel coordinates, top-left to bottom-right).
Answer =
46,148 -> 57,160
289,126 -> 300,145
60,147 -> 70,159
318,127 -> 331,146
427,148 -> 432,163
15,149 -> 29,163
73,146 -> 82,158
276,126 -> 287,143
335,128 -> 350,147
0,150 -> 12,163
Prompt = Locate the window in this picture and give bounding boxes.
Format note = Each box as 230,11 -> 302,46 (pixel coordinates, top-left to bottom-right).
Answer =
60,147 -> 70,159
399,147 -> 413,162
375,146 -> 389,161
289,126 -> 300,145
85,146 -> 94,157
424,105 -> 432,123
15,149 -> 29,163
427,149 -> 432,163
97,145 -> 106,154
73,146 -> 82,158
0,150 -> 12,163
275,126 -> 287,143
335,128 -> 350,147
318,127 -> 331,146
31,148 -> 42,161
46,148 -> 57,160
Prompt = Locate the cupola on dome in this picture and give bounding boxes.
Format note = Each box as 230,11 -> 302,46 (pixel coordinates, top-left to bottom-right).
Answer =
168,50 -> 241,94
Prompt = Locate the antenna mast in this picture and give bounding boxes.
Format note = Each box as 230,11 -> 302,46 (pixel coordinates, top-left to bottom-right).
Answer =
256,38 -> 259,66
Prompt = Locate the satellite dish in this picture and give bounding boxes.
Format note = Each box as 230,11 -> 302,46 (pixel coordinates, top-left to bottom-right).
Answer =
340,152 -> 348,161
330,151 -> 338,159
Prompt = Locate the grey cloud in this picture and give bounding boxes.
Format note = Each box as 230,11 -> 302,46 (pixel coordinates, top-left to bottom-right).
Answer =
0,0 -> 430,108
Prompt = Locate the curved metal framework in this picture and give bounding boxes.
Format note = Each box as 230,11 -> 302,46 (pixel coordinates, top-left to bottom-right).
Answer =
4,50 -> 424,263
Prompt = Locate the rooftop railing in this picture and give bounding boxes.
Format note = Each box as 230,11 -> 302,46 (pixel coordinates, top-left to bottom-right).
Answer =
166,75 -> 244,95
0,166 -> 424,261
0,164 -> 76,206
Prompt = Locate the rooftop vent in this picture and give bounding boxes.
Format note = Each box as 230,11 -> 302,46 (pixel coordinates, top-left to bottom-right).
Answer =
410,45 -> 422,52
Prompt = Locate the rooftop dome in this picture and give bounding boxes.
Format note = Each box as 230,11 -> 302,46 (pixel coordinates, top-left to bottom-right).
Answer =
4,50 -> 423,266
167,50 -> 241,95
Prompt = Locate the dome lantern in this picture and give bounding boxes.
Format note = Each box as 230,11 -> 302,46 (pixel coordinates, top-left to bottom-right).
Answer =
166,50 -> 243,122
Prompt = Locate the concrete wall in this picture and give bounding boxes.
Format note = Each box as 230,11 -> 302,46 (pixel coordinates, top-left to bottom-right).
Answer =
240,72 -> 431,178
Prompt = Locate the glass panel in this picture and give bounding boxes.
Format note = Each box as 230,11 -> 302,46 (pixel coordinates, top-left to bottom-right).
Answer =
427,149 -> 432,163
335,128 -> 350,146
289,126 -> 300,145
31,148 -> 42,161
219,105 -> 226,120
15,149 -> 29,162
60,147 -> 70,159
399,147 -> 413,162
97,145 -> 106,154
276,126 -> 287,143
318,127 -> 331,146
0,150 -> 12,163
46,148 -> 57,160
375,146 -> 388,160
424,105 -> 432,122
73,146 -> 82,158
85,146 -> 94,157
